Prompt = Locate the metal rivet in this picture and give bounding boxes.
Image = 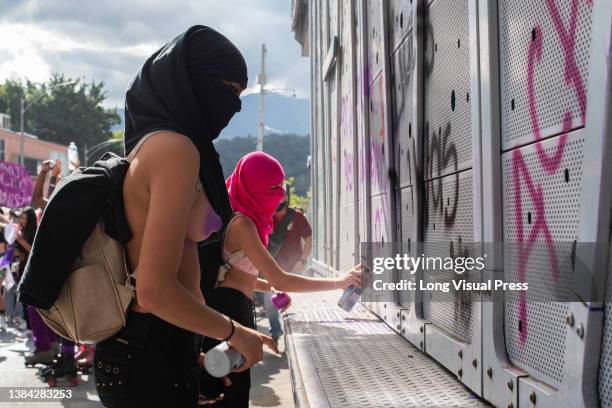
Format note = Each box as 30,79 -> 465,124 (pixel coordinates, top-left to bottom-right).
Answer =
420,326 -> 424,333
507,380 -> 513,391
458,368 -> 463,377
396,325 -> 400,330
402,328 -> 406,334
530,391 -> 537,404
97,362 -> 102,368
402,315 -> 406,321
174,384 -> 178,388
110,382 -> 113,387
396,312 -> 400,318
566,313 -> 575,327
458,350 -> 463,358
419,341 -> 423,349
487,368 -> 493,378
472,359 -> 477,368
576,324 -> 584,339
113,367 -> 119,374
96,383 -> 100,387
118,381 -> 122,385
384,304 -> 387,308
102,383 -> 105,387
105,365 -> 111,373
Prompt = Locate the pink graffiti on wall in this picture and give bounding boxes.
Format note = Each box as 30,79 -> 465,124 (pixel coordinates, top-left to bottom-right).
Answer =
513,0 -> 590,345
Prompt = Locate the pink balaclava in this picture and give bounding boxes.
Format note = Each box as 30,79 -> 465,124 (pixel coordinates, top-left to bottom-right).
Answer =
226,152 -> 285,246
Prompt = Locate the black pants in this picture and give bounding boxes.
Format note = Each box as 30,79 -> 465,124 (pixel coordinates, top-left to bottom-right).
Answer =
201,287 -> 255,408
94,312 -> 200,408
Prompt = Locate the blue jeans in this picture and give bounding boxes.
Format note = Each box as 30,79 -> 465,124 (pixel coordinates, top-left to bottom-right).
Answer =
263,292 -> 282,339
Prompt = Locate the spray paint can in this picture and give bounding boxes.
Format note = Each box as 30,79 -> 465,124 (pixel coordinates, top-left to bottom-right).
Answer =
337,285 -> 363,312
204,342 -> 246,378
271,292 -> 291,310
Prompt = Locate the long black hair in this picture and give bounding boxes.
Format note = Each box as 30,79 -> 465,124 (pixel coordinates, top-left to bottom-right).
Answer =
20,207 -> 37,245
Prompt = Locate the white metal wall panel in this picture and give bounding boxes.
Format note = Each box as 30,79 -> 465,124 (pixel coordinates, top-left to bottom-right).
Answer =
339,0 -> 355,207
502,131 -> 585,388
329,72 -> 339,272
600,238 -> 612,408
498,0 -> 593,150
370,193 -> 393,316
423,0 -> 473,180
338,203 -> 356,273
423,170 -> 475,343
368,74 -> 390,196
366,0 -> 383,86
391,34 -> 415,190
398,186 -> 415,309
389,0 -> 413,53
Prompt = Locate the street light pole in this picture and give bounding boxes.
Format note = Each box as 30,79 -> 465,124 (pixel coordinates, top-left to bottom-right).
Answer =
19,99 -> 25,166
256,43 -> 267,151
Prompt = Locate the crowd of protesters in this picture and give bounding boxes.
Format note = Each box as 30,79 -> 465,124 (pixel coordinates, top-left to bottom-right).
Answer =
0,159 -> 94,381
0,25 -> 362,407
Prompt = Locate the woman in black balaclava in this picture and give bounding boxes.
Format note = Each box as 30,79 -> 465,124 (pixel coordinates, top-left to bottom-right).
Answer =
93,26 -> 277,408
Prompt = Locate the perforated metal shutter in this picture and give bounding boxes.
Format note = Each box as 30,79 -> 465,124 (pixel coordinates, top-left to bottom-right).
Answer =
423,0 -> 473,180
599,239 -> 612,408
498,0 -> 593,150
423,170 -> 475,343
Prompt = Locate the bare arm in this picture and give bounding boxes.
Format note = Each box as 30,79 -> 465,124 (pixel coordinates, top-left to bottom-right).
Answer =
256,278 -> 273,292
32,164 -> 50,209
133,134 -> 277,367
230,217 -> 362,292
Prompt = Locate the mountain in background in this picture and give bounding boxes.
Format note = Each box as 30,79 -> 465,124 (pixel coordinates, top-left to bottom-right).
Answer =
215,134 -> 310,196
111,93 -> 310,138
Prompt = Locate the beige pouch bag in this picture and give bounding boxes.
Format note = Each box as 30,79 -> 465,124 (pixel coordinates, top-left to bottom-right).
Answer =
37,221 -> 134,344
36,133 -> 159,344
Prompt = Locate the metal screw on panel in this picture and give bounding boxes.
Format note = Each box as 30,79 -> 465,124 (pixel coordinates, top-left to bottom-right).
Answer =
472,359 -> 477,368
487,368 -> 493,378
458,368 -> 463,377
530,391 -> 537,404
458,350 -> 463,358
507,380 -> 514,391
565,313 -> 575,327
576,324 -> 584,339
402,328 -> 406,334
396,325 -> 400,331
420,326 -> 424,333
402,315 -> 406,321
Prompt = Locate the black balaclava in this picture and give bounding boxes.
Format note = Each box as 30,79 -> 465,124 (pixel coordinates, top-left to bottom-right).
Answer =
124,25 -> 247,227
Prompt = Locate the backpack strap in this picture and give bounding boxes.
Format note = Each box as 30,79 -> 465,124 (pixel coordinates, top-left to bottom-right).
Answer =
126,131 -> 165,163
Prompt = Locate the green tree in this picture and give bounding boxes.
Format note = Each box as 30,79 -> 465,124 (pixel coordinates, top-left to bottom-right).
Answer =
0,74 -> 120,162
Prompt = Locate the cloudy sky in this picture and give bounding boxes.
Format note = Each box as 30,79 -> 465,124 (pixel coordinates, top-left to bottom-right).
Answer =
0,0 -> 309,108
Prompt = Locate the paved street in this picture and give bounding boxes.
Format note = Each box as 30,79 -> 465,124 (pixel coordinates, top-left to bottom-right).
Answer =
0,315 -> 293,407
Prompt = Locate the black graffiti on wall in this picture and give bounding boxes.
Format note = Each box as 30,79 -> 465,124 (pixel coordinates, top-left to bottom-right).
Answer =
423,122 -> 459,229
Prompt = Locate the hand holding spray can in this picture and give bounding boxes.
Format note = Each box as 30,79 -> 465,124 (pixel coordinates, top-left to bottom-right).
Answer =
337,266 -> 370,312
204,342 -> 246,378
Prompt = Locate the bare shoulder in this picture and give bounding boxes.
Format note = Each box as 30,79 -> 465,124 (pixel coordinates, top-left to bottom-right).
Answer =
139,131 -> 198,162
227,214 -> 259,246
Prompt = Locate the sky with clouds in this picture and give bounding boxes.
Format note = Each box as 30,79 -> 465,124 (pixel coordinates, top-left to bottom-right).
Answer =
0,0 -> 309,108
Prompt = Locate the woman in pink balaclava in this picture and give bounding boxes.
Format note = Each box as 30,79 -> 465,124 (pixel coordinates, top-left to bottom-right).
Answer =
200,151 -> 362,407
